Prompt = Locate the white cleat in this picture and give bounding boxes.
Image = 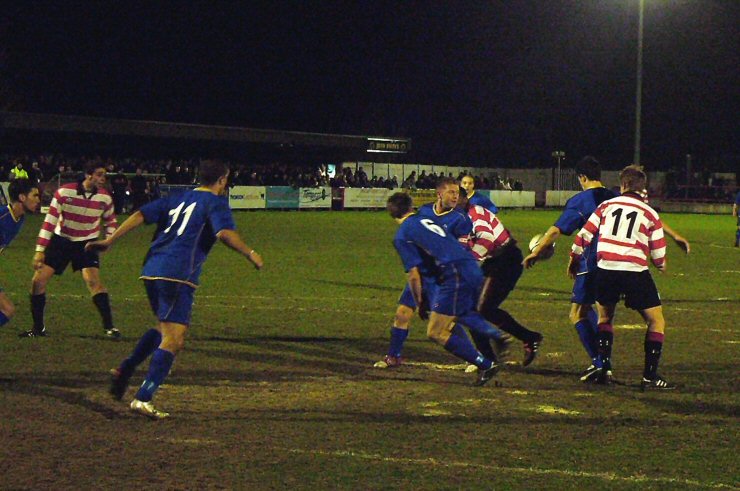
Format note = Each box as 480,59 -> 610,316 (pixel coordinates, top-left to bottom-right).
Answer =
130,399 -> 170,419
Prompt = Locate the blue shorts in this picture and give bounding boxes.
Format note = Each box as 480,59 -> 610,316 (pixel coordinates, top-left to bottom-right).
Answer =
432,260 -> 483,317
398,278 -> 439,309
144,279 -> 195,325
571,271 -> 597,305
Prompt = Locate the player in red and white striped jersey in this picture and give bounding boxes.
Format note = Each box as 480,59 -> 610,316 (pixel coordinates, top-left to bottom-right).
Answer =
568,165 -> 674,390
21,162 -> 120,339
460,191 -> 543,366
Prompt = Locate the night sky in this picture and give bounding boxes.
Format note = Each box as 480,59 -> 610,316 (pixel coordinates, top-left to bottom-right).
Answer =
3,1 -> 739,168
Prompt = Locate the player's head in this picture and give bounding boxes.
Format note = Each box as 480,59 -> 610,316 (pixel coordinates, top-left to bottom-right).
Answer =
460,175 -> 475,194
8,178 -> 41,214
387,192 -> 413,220
199,159 -> 230,192
457,185 -> 469,210
436,176 -> 460,210
619,164 -> 647,193
574,156 -> 601,188
84,161 -> 107,187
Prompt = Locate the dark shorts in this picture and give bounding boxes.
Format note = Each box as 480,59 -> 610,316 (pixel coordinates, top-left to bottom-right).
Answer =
432,260 -> 483,317
398,277 -> 439,309
479,243 -> 523,309
595,268 -> 661,311
144,279 -> 195,325
44,235 -> 100,275
571,271 -> 597,305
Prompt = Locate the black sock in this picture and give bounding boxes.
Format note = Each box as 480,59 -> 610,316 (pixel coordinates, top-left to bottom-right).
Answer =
643,332 -> 665,380
486,308 -> 540,343
92,292 -> 114,330
30,293 -> 46,332
597,323 -> 614,371
469,329 -> 497,361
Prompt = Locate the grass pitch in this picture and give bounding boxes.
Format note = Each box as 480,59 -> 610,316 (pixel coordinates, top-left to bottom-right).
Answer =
0,210 -> 738,490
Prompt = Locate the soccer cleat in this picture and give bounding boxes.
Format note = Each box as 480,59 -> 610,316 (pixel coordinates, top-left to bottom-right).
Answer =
473,362 -> 500,387
579,364 -> 602,382
522,335 -> 543,367
493,334 -> 513,359
373,355 -> 403,368
105,328 -> 121,339
641,375 -> 676,391
18,328 -> 46,338
109,368 -> 130,401
130,399 -> 170,419
594,369 -> 613,385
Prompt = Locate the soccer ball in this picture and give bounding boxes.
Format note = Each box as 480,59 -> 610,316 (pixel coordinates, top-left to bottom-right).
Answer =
528,233 -> 555,260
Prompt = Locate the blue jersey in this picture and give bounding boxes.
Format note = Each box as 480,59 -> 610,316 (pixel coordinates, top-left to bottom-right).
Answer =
418,203 -> 472,240
140,189 -> 236,286
393,213 -> 475,277
0,205 -> 25,249
554,187 -> 617,273
468,191 -> 498,214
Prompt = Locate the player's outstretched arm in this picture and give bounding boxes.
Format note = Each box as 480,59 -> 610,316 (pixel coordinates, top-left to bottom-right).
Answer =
85,211 -> 145,252
216,229 -> 263,270
523,225 -> 561,268
662,222 -> 690,254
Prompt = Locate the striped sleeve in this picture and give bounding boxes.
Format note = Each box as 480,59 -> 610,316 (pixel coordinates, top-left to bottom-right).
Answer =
571,207 -> 601,257
36,192 -> 61,252
467,205 -> 511,261
648,217 -> 666,269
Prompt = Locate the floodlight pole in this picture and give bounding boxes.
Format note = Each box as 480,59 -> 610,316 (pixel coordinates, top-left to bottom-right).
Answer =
634,0 -> 644,166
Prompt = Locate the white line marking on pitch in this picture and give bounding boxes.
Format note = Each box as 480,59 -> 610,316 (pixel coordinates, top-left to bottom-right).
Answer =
284,448 -> 737,489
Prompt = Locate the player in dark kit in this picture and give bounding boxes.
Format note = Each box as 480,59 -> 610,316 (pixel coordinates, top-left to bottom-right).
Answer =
87,160 -> 263,418
733,191 -> 740,247
0,179 -> 41,327
387,191 -> 501,386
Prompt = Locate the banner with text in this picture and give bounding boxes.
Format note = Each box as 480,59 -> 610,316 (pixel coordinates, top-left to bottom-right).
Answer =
343,188 -> 392,208
229,186 -> 266,209
299,187 -> 332,209
266,186 -> 300,209
409,189 -> 437,208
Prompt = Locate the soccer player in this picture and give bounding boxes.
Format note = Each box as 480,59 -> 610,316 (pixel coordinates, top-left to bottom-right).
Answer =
734,190 -> 740,247
387,191 -> 500,386
522,157 -> 689,380
0,179 -> 41,327
22,162 -> 120,338
87,159 -> 263,419
569,165 -> 674,390
458,189 -> 543,366
375,177 -> 508,368
461,174 -> 498,214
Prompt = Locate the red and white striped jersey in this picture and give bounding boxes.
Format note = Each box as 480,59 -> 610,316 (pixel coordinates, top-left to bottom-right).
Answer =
571,192 -> 666,272
36,182 -> 117,252
466,204 -> 512,261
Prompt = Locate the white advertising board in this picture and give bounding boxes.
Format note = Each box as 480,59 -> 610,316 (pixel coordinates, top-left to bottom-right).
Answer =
299,187 -> 332,208
229,186 -> 266,209
343,188 -> 391,208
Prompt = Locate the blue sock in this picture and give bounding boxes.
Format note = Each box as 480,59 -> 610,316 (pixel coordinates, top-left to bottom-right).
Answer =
443,324 -> 492,369
135,348 -> 175,402
388,327 -> 409,358
458,312 -> 506,341
120,329 -> 162,378
575,320 -> 597,359
0,311 -> 9,327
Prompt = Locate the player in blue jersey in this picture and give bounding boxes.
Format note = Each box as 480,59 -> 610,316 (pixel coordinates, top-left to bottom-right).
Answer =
523,157 -> 689,381
86,160 -> 263,419
461,174 -> 498,214
375,177 -> 508,368
733,190 -> 740,247
0,179 -> 41,327
387,191 -> 501,386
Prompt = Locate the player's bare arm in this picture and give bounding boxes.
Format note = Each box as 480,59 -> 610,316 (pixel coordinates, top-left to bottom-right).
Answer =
406,267 -> 425,318
523,225 -> 561,268
86,211 -> 146,252
662,222 -> 690,254
216,229 -> 263,270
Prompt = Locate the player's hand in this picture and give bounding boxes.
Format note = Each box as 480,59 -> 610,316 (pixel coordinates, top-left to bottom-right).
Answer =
522,252 -> 538,269
85,239 -> 112,253
566,256 -> 579,280
417,296 -> 430,321
672,235 -> 690,254
247,250 -> 263,270
32,252 -> 45,270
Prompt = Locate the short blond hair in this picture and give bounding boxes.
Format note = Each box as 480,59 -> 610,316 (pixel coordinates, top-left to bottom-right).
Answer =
619,165 -> 647,193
